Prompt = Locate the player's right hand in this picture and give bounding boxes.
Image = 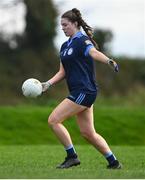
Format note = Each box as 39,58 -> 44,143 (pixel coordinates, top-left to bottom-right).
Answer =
107,59 -> 119,73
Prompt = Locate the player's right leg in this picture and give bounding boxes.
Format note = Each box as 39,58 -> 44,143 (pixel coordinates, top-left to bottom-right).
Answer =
48,98 -> 87,168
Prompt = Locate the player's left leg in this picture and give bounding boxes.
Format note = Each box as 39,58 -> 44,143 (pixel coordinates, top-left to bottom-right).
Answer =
76,105 -> 122,169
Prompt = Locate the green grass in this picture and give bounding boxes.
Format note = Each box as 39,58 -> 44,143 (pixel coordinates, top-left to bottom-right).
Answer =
0,104 -> 145,145
0,145 -> 145,178
0,100 -> 145,178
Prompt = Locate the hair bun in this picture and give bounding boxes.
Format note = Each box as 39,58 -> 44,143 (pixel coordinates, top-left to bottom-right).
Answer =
72,8 -> 81,17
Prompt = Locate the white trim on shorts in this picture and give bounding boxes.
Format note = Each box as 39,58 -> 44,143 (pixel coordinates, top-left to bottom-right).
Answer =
75,93 -> 86,105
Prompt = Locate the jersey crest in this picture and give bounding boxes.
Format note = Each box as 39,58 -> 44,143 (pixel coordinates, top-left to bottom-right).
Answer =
67,48 -> 73,55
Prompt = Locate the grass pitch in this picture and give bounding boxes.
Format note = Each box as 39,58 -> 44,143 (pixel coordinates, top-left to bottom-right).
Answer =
0,145 -> 145,179
0,105 -> 145,145
0,102 -> 145,178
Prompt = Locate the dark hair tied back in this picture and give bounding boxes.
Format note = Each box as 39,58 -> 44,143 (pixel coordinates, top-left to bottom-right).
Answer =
72,8 -> 81,17
71,8 -> 98,49
62,8 -> 98,49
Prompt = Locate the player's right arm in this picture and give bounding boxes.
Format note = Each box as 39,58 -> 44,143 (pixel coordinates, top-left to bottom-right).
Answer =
42,62 -> 65,92
89,47 -> 119,72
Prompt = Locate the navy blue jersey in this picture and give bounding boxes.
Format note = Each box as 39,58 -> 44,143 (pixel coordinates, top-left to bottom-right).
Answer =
60,31 -> 98,93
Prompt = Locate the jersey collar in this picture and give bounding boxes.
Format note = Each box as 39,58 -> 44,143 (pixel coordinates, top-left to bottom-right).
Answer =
67,31 -> 83,46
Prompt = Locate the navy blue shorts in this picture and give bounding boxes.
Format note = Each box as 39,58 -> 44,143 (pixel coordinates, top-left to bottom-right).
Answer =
67,91 -> 97,107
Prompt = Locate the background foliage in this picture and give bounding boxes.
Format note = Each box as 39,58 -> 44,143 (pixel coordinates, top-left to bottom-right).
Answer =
0,0 -> 145,105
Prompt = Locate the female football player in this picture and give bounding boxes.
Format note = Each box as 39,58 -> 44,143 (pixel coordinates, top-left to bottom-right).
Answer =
42,8 -> 121,169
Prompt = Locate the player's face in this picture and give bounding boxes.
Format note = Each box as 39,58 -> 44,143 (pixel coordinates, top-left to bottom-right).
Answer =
61,18 -> 78,37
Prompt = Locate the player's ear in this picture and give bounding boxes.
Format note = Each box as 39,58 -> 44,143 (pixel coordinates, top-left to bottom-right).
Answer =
74,21 -> 78,28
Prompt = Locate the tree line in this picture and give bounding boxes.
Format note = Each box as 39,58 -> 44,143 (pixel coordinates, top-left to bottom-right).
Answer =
0,0 -> 144,104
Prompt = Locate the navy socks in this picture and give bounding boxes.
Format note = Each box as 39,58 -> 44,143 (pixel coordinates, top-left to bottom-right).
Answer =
104,152 -> 117,165
65,144 -> 77,158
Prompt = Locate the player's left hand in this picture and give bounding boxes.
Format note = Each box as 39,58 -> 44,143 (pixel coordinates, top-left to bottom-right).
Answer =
41,81 -> 51,92
107,59 -> 119,72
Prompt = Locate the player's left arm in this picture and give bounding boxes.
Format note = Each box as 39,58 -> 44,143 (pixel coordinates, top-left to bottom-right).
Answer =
41,62 -> 65,92
89,47 -> 119,72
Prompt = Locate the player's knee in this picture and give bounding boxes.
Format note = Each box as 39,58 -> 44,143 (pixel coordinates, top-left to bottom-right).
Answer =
81,130 -> 95,140
80,130 -> 91,139
48,114 -> 59,126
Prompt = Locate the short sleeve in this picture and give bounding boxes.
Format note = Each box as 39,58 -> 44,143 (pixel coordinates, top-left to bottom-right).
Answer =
78,36 -> 94,57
